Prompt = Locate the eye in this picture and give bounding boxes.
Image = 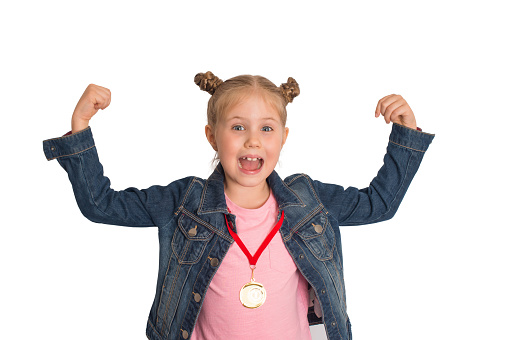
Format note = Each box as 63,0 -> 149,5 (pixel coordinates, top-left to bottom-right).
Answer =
261,126 -> 273,132
232,125 -> 245,131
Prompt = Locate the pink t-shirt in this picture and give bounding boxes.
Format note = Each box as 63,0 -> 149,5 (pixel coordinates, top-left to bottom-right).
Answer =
190,191 -> 312,340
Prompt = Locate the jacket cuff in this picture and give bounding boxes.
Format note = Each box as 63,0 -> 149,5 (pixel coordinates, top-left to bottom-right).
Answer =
43,126 -> 95,161
389,122 -> 435,152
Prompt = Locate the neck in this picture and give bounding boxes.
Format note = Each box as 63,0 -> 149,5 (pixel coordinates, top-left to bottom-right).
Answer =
224,180 -> 270,209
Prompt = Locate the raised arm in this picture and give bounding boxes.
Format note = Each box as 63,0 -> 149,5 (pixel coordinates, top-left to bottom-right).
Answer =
43,84 -> 187,227
315,95 -> 435,226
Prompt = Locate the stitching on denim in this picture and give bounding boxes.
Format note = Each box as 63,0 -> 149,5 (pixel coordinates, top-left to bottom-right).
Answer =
341,149 -> 413,225
198,179 -> 211,214
287,173 -> 327,209
78,149 -> 153,226
172,232 -> 191,265
281,177 -> 305,206
196,180 -> 229,214
393,122 -> 434,136
388,140 -> 426,153
331,259 -> 347,311
177,215 -> 214,241
179,237 -> 220,339
295,215 -> 335,261
43,126 -> 91,142
176,178 -> 199,216
166,179 -> 197,227
147,318 -> 163,338
322,225 -> 336,259
302,174 -> 325,204
78,152 -> 102,220
324,260 -> 348,318
160,259 -> 182,334
371,151 -> 414,224
286,173 -> 306,185
292,237 -> 343,340
181,207 -> 232,242
162,264 -> 186,333
198,207 -> 228,214
172,216 -> 213,265
160,212 -> 178,232
47,144 -> 96,161
286,204 -> 324,241
156,251 -> 173,325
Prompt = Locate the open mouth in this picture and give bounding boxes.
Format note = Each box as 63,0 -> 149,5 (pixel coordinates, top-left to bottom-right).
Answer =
238,157 -> 264,171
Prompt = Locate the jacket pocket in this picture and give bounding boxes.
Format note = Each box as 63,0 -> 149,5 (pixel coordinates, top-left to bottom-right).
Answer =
171,214 -> 213,264
296,212 -> 335,261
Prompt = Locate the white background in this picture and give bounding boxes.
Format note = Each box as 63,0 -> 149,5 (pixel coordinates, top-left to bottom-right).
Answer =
1,1 -> 506,339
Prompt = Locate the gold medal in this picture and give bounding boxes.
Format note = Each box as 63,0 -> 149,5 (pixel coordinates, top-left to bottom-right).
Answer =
240,281 -> 266,308
239,265 -> 266,308
224,210 -> 285,309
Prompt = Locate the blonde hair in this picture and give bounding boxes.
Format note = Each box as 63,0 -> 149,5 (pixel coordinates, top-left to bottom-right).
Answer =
194,71 -> 300,132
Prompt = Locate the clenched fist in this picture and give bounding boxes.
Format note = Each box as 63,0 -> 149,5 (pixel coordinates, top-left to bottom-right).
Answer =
71,84 -> 111,133
375,94 -> 417,130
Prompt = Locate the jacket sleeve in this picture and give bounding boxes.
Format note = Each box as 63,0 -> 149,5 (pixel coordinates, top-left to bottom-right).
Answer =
313,123 -> 435,226
43,127 -> 185,227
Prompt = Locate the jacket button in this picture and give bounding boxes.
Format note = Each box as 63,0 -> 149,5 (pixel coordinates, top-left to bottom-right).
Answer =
331,321 -> 336,327
312,223 -> 323,234
194,293 -> 201,302
299,254 -> 304,259
182,330 -> 189,339
321,289 -> 326,294
188,225 -> 197,237
50,146 -> 56,151
210,258 -> 219,267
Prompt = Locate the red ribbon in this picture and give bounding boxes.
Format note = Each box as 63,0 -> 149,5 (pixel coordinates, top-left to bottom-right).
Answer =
224,210 -> 285,266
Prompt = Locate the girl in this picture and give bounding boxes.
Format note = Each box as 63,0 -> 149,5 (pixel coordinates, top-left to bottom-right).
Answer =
43,72 -> 435,340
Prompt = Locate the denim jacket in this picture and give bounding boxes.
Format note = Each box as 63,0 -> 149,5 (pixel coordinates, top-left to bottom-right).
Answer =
43,123 -> 434,340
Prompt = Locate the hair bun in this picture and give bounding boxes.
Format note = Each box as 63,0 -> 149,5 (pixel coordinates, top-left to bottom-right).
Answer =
279,77 -> 300,104
194,71 -> 223,95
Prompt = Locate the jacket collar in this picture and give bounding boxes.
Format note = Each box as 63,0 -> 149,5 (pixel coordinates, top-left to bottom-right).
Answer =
197,163 -> 304,215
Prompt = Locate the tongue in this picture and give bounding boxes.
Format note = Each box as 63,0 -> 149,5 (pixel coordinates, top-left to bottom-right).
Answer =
239,158 -> 261,171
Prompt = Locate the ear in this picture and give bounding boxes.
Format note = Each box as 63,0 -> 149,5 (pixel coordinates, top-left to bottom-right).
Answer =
281,127 -> 289,148
205,125 -> 218,151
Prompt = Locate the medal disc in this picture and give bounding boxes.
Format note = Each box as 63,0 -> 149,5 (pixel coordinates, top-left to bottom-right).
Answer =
239,281 -> 266,308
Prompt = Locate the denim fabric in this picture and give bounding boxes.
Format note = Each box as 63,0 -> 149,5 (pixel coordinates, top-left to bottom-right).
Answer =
43,123 -> 434,340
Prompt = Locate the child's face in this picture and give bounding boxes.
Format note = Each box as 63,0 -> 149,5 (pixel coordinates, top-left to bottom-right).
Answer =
205,93 -> 289,193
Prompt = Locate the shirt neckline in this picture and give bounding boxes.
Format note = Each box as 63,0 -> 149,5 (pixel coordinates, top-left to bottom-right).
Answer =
224,190 -> 276,217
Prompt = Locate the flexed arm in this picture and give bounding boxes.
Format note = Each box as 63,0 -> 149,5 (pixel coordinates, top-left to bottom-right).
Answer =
315,94 -> 434,226
43,85 -> 185,228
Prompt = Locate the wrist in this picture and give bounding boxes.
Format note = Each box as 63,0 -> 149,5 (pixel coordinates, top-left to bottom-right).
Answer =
71,118 -> 89,134
404,123 -> 418,131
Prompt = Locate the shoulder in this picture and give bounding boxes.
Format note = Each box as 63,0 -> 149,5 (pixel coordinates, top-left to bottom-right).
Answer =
147,176 -> 205,203
282,173 -> 322,202
283,173 -> 316,187
166,175 -> 206,194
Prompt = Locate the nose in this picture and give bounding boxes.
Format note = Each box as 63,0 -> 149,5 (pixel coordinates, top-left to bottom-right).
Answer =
245,131 -> 261,148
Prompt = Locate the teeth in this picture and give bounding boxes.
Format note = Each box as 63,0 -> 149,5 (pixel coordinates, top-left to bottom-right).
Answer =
238,157 -> 263,170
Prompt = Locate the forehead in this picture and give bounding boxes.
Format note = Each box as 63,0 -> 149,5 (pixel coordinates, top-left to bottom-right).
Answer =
222,92 -> 283,123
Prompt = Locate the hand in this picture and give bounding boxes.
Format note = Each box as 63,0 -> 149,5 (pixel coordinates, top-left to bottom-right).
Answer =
71,84 -> 111,133
375,94 -> 417,130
